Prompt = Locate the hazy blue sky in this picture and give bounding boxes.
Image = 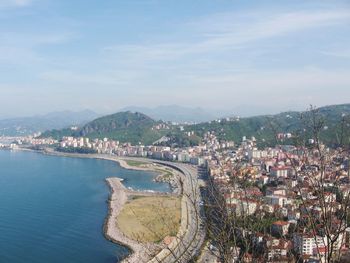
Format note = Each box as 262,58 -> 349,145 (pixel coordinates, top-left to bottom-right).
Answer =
1,0 -> 350,117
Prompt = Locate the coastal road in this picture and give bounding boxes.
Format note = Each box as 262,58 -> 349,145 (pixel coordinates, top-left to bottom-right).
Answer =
40,151 -> 206,263
127,159 -> 206,263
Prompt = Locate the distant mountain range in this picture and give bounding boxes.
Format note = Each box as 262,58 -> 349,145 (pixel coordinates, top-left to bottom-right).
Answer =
0,104 -> 301,138
0,110 -> 99,136
120,105 -> 217,123
40,103 -> 350,147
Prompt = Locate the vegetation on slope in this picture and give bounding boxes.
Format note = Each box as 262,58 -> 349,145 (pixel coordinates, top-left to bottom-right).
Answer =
40,104 -> 350,147
55,146 -> 97,154
184,104 -> 350,147
40,128 -> 77,140
78,111 -> 165,145
41,111 -> 169,145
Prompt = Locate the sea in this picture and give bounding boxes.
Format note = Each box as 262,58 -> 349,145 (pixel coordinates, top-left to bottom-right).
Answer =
0,150 -> 169,263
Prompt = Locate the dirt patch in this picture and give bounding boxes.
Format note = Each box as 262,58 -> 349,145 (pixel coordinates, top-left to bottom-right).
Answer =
117,196 -> 181,243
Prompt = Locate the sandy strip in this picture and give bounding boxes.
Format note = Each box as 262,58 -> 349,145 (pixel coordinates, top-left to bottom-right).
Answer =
104,177 -> 158,263
40,149 -> 162,173
18,148 -> 183,262
114,158 -> 151,171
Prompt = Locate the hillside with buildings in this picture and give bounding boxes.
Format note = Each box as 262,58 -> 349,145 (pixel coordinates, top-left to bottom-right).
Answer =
184,104 -> 350,147
41,111 -> 172,145
4,104 -> 350,262
39,104 -> 350,148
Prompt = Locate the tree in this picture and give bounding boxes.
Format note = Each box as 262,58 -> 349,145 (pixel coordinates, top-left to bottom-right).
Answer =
204,107 -> 350,263
284,107 -> 350,262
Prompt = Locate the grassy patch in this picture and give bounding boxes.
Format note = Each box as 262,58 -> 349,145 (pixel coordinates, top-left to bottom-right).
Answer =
125,160 -> 148,167
156,168 -> 173,177
117,196 -> 181,243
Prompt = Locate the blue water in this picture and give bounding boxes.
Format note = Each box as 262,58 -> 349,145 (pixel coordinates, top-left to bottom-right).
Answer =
0,150 -> 169,263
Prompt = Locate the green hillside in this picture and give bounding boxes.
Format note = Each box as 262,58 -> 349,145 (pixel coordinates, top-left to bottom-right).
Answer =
184,104 -> 350,147
40,104 -> 350,147
41,111 -> 168,145
81,111 -> 175,145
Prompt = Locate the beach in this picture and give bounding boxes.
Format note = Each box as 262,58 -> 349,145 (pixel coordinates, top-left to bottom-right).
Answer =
41,149 -> 183,263
104,177 -> 160,263
7,147 -> 184,262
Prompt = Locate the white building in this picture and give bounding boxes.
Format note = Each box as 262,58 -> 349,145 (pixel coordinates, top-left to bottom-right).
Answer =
270,167 -> 289,178
265,195 -> 289,207
293,233 -> 327,258
177,152 -> 190,163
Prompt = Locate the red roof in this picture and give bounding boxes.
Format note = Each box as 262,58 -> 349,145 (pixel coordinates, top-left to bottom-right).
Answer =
273,221 -> 290,226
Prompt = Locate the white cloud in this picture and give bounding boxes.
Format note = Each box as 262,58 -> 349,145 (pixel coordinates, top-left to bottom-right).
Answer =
39,70 -> 134,87
0,46 -> 43,65
0,0 -> 32,8
321,49 -> 350,59
0,32 -> 78,68
103,9 -> 350,63
12,0 -> 31,6
62,8 -> 350,110
193,68 -> 350,88
1,32 -> 77,46
1,5 -> 349,114
180,68 -> 350,109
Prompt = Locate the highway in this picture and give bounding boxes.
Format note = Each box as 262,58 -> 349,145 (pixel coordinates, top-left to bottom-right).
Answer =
150,161 -> 206,263
122,157 -> 206,263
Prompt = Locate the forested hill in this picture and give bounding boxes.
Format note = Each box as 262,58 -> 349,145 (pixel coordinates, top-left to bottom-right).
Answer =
41,104 -> 350,147
41,111 -> 169,145
78,111 -> 165,145
183,104 -> 350,146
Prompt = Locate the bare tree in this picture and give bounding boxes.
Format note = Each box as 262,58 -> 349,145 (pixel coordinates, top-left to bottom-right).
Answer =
284,107 -> 350,263
204,107 -> 350,263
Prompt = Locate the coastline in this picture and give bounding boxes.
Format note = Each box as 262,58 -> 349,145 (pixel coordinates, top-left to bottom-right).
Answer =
39,148 -> 182,194
104,177 -> 159,263
8,147 -> 183,263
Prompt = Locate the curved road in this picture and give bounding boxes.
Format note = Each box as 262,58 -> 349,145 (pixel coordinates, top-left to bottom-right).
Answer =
122,158 -> 206,263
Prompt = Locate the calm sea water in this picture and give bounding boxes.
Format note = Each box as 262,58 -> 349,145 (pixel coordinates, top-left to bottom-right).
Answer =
0,150 -> 169,263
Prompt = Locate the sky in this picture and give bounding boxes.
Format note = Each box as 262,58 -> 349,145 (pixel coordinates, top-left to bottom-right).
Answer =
0,0 -> 350,118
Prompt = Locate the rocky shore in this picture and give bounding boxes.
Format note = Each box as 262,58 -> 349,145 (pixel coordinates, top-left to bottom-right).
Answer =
15,148 -> 183,262
154,172 -> 181,194
102,159 -> 182,263
19,147 -> 182,194
113,157 -> 181,194
104,178 -> 158,263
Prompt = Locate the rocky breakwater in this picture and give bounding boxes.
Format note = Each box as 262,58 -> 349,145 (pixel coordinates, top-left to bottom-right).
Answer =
154,172 -> 181,195
104,177 -> 158,263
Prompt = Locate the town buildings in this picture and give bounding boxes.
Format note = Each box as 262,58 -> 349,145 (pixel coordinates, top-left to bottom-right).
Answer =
4,128 -> 350,262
